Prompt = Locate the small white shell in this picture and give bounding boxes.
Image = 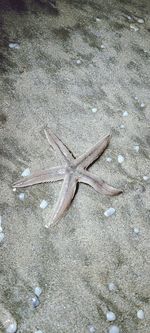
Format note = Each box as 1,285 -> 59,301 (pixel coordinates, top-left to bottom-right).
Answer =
108,282 -> 117,291
21,168 -> 31,177
106,311 -> 116,321
137,18 -> 144,24
140,102 -> 145,108
104,208 -> 116,217
137,309 -> 145,320
87,324 -> 96,333
143,176 -> 149,181
120,124 -> 125,129
106,157 -> 112,162
133,227 -> 140,234
34,287 -> 42,297
92,108 -> 97,113
108,326 -> 120,333
9,43 -> 20,49
130,24 -> 139,32
123,111 -> 128,117
133,145 -> 139,153
18,193 -> 25,201
40,200 -> 48,209
118,155 -> 124,164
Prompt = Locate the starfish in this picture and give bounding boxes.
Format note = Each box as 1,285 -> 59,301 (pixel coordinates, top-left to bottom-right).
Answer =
13,128 -> 122,227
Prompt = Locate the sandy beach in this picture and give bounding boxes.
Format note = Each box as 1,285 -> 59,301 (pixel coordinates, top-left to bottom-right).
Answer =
0,0 -> 150,332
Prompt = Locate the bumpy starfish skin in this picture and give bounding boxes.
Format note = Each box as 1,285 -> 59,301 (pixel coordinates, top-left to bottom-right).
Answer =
13,128 -> 122,227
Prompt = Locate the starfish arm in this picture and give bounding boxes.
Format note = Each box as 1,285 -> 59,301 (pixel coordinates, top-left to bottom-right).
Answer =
13,166 -> 65,188
45,173 -> 77,227
74,134 -> 110,169
44,128 -> 74,163
79,170 -> 122,196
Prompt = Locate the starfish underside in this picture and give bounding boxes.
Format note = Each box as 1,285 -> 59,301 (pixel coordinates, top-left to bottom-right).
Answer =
13,128 -> 122,227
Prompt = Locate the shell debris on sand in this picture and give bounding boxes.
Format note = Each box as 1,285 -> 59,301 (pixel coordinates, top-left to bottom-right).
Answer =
130,24 -> 139,31
133,145 -> 139,153
92,107 -> 97,113
76,59 -> 81,65
21,168 -> 31,177
104,207 -> 116,217
0,303 -> 17,333
18,193 -> 25,201
106,157 -> 112,162
34,287 -> 42,297
143,176 -> 149,181
9,42 -> 20,49
123,111 -> 128,117
120,124 -> 125,129
106,311 -> 116,321
118,155 -> 124,164
108,326 -> 120,333
40,200 -> 48,209
32,296 -> 40,308
87,324 -> 96,333
137,309 -> 145,320
133,227 -> 140,235
108,282 -> 117,292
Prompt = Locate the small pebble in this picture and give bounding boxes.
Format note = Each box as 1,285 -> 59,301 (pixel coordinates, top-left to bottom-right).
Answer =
40,200 -> 48,209
133,145 -> 139,153
127,15 -> 132,20
106,157 -> 112,162
137,309 -> 145,320
35,331 -> 43,333
96,17 -> 101,22
130,24 -> 139,31
76,60 -> 81,65
118,155 -> 124,164
106,311 -> 116,321
140,102 -> 145,108
9,42 -> 20,49
21,168 -> 31,177
101,44 -> 105,49
0,232 -> 5,242
18,193 -> 25,201
87,324 -> 96,333
13,188 -> 16,192
108,325 -> 120,333
120,124 -> 125,129
104,207 -> 116,217
32,296 -> 40,308
92,107 -> 97,113
123,111 -> 128,117
143,176 -> 149,181
133,227 -> 140,234
137,18 -> 144,24
108,282 -> 117,292
34,287 -> 42,297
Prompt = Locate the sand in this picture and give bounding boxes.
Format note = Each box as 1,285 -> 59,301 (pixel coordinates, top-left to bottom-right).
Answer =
0,0 -> 150,332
